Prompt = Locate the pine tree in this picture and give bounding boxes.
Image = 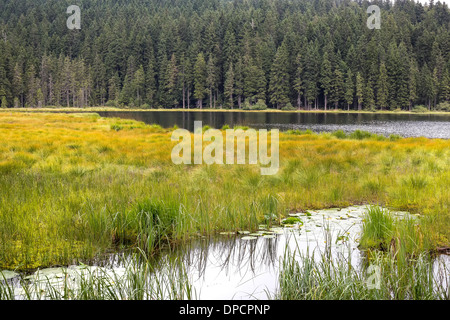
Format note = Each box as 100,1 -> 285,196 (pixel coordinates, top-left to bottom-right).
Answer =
330,65 -> 344,110
0,52 -> 11,108
356,72 -> 364,111
145,58 -> 157,107
432,67 -> 439,109
440,68 -> 450,102
206,54 -> 217,109
269,41 -> 290,109
408,59 -> 418,111
421,64 -> 434,110
293,53 -> 304,110
223,23 -> 237,74
377,62 -> 389,111
12,62 -> 24,108
344,68 -> 354,111
244,59 -> 266,105
108,73 -> 120,105
164,54 -> 178,107
224,62 -> 235,109
194,52 -> 207,109
235,57 -> 244,109
133,65 -> 145,107
1,96 -> 7,108
303,41 -> 320,109
320,52 -> 332,110
364,79 -> 375,110
396,43 -> 410,110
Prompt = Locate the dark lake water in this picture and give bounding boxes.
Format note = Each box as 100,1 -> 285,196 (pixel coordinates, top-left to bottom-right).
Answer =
96,111 -> 450,139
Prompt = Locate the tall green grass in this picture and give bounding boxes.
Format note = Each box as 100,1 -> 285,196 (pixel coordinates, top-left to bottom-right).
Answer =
0,113 -> 449,271
277,240 -> 449,300
0,252 -> 195,300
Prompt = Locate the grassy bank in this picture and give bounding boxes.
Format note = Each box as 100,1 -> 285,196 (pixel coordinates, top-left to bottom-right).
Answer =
0,112 -> 449,271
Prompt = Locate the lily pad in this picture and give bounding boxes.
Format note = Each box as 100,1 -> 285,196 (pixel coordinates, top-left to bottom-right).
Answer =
219,232 -> 236,236
24,267 -> 67,280
238,231 -> 250,235
269,227 -> 284,234
263,235 -> 276,239
249,233 -> 263,237
288,213 -> 302,217
0,270 -> 20,281
241,236 -> 258,241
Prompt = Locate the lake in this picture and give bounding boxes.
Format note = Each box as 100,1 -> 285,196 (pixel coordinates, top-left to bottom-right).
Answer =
96,111 -> 450,139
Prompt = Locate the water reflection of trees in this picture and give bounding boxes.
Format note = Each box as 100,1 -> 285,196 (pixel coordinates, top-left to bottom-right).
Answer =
159,236 -> 281,279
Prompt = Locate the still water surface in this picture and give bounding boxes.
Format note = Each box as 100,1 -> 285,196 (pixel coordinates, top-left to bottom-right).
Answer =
4,206 -> 449,300
97,111 -> 450,139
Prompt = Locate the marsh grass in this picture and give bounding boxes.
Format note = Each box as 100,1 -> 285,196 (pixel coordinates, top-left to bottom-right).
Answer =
0,112 -> 449,271
0,252 -> 195,300
277,237 -> 449,300
359,206 -> 434,260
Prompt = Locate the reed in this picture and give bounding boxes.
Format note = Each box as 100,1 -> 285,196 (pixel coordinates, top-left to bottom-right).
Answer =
277,237 -> 449,300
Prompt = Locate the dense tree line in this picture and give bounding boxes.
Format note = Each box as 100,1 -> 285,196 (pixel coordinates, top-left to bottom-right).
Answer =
0,0 -> 449,110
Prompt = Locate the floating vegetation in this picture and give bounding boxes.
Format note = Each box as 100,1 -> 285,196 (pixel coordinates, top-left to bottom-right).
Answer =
219,232 -> 236,236
281,217 -> 304,226
241,236 -> 258,241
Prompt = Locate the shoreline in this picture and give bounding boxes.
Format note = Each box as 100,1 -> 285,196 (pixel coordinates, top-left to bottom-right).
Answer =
1,107 -> 450,116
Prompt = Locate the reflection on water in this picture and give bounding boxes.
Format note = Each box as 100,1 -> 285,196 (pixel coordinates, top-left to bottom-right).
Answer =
2,206 -> 449,300
97,111 -> 450,139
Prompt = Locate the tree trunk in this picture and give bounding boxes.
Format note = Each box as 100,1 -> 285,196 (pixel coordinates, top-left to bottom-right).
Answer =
209,88 -> 213,109
182,82 -> 185,109
187,89 -> 190,109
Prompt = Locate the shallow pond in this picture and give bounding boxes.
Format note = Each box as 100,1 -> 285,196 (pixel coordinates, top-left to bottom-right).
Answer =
2,206 -> 449,300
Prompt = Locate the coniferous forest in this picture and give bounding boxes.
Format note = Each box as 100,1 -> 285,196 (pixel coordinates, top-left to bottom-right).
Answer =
0,0 -> 449,111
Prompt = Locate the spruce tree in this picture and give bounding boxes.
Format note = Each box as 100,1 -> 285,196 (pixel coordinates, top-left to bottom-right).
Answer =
330,65 -> 344,110
269,41 -> 290,109
293,53 -> 304,110
194,52 -> 207,109
320,52 -> 332,110
224,63 -> 235,109
164,54 -> 178,107
356,72 -> 364,111
408,60 -> 418,111
377,62 -> 389,111
344,68 -> 354,111
440,68 -> 450,102
133,65 -> 145,107
206,54 -> 217,109
364,79 -> 375,110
